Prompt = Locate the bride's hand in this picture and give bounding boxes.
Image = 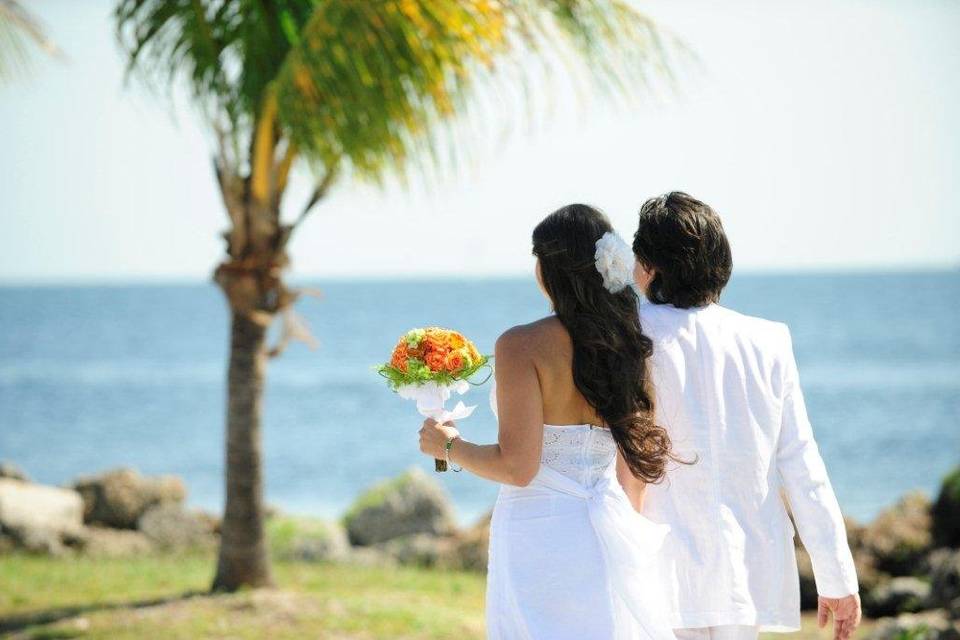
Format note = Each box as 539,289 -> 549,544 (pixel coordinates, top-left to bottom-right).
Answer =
419,418 -> 460,458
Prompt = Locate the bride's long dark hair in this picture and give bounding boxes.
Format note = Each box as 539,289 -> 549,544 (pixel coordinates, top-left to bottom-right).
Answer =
533,204 -> 677,483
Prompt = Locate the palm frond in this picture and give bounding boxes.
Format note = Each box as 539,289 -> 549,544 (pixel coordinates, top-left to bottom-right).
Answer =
273,0 -> 676,182
117,0 -> 680,188
0,0 -> 61,82
116,0 -> 242,123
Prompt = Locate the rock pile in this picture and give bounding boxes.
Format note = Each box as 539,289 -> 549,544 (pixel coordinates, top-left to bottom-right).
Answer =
0,463 -> 218,556
792,466 -> 960,640
258,467 -> 485,569
73,467 -> 186,529
3,456 -> 957,640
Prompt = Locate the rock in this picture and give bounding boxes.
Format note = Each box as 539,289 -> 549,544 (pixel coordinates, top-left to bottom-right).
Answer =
865,610 -> 960,640
347,545 -> 398,568
865,577 -> 932,617
268,516 -> 350,563
948,596 -> 960,620
343,467 -> 457,546
933,467 -> 960,549
924,548 -> 954,576
196,510 -> 221,535
855,548 -> 888,593
4,524 -> 68,555
73,468 -> 186,529
0,478 -> 84,546
136,503 -> 215,551
845,515 -> 868,551
67,525 -> 154,557
440,509 -> 492,572
930,549 -> 960,608
0,461 -> 28,482
376,533 -> 456,568
862,492 -> 933,576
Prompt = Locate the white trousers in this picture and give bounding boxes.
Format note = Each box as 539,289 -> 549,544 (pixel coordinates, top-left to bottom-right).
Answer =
675,626 -> 760,640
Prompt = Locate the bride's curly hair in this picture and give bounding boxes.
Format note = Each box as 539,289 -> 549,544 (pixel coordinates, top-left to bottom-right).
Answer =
532,204 -> 679,483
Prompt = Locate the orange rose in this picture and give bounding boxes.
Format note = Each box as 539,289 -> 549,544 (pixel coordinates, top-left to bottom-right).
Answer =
424,335 -> 449,352
390,346 -> 408,372
423,335 -> 449,357
448,332 -> 466,350
444,350 -> 464,373
425,351 -> 446,372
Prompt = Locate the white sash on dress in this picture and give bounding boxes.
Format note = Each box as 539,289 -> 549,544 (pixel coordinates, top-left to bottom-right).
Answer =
523,464 -> 676,640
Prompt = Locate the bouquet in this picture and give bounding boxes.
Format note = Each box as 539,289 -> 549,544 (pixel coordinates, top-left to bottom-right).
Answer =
377,327 -> 490,471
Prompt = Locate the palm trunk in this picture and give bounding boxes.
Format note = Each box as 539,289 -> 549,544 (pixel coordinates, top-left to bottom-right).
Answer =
212,309 -> 274,591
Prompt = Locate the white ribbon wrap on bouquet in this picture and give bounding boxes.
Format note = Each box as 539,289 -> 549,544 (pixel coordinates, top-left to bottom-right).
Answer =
397,380 -> 477,425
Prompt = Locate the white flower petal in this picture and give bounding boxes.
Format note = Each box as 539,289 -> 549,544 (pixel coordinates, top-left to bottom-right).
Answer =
594,231 -> 635,293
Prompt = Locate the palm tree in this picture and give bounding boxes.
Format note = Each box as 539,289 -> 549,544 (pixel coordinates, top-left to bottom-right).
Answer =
115,0 -> 674,592
0,0 -> 61,82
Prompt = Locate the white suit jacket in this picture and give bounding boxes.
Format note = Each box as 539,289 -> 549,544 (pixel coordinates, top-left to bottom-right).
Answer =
640,302 -> 858,632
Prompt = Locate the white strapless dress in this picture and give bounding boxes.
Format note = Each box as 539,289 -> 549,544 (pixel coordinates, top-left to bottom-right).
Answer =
485,385 -> 676,640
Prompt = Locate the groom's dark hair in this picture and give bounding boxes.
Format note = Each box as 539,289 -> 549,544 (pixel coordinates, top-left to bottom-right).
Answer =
633,192 -> 732,309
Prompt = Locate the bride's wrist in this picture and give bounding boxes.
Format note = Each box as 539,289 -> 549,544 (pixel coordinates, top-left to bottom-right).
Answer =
444,435 -> 463,470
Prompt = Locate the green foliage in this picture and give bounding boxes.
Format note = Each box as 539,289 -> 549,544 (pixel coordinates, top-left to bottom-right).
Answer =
376,357 -> 491,391
267,515 -> 333,555
932,464 -> 960,547
115,0 -> 673,184
942,466 -> 960,501
266,515 -> 347,562
894,624 -> 932,640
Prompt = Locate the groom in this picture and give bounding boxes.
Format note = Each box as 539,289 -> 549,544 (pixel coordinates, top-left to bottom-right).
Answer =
631,192 -> 861,640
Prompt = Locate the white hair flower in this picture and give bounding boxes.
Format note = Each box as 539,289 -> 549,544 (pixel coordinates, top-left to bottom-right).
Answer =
594,231 -> 635,293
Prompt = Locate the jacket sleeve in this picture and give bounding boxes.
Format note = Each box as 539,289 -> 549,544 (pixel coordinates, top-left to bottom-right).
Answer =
776,325 -> 859,598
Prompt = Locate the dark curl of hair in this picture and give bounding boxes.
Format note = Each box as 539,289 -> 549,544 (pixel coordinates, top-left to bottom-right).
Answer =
633,191 -> 733,309
532,204 -> 679,483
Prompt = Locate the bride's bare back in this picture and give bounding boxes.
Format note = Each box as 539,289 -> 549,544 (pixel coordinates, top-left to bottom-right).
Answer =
506,316 -> 604,428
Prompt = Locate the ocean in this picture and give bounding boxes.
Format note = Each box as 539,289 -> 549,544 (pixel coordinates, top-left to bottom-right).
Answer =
1,271 -> 958,525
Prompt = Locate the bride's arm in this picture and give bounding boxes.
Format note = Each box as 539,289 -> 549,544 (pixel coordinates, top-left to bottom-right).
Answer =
418,327 -> 543,486
616,450 -> 647,512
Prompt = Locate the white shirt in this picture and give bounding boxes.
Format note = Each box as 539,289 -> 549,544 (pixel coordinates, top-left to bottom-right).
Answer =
640,302 -> 858,632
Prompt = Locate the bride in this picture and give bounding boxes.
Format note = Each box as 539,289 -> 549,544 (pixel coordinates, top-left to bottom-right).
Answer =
418,204 -> 683,640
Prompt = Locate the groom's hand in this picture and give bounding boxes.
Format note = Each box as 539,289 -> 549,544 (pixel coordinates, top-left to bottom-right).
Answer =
817,594 -> 861,640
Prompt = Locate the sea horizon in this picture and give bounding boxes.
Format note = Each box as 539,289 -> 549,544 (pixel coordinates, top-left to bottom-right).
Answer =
1,263 -> 957,288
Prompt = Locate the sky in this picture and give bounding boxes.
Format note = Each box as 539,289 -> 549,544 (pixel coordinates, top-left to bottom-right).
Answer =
1,0 -> 958,282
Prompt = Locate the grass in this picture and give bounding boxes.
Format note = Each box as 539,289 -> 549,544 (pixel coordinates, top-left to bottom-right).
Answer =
0,552 -> 485,639
0,551 -> 871,639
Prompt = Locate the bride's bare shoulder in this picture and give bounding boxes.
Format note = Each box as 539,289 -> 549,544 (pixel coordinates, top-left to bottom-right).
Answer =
495,317 -> 567,358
